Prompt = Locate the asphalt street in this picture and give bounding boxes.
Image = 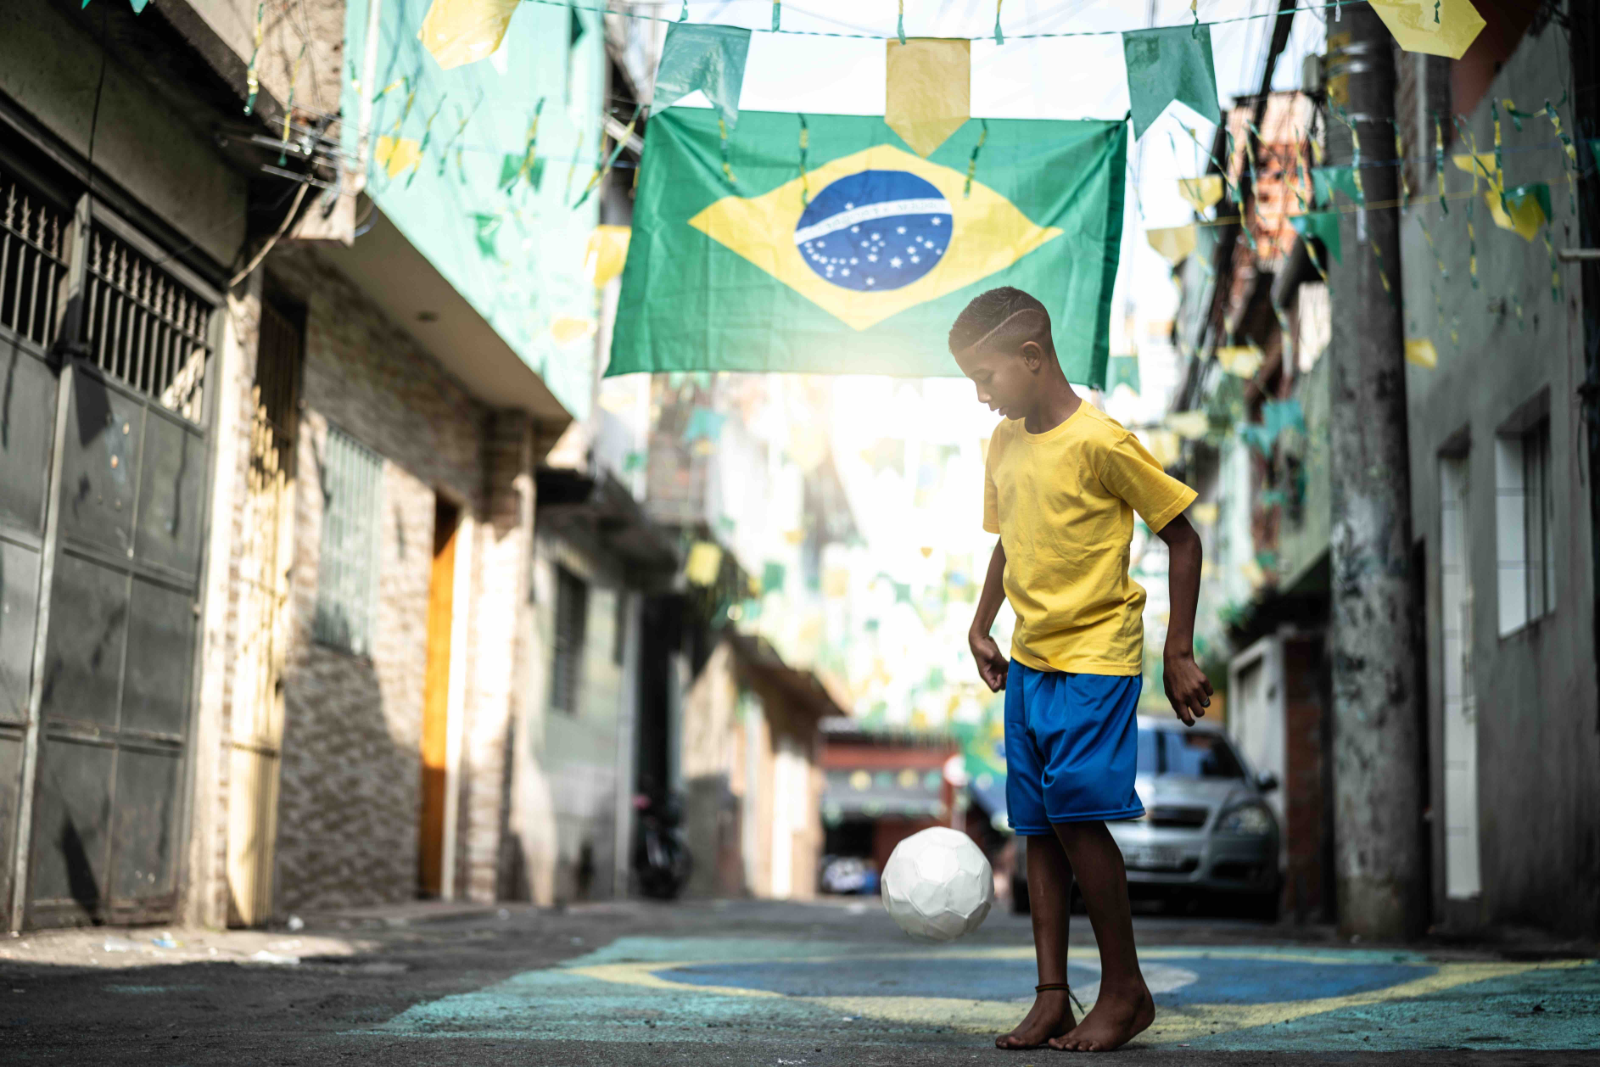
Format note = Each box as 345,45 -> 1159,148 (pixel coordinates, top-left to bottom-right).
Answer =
1,898 -> 1596,1065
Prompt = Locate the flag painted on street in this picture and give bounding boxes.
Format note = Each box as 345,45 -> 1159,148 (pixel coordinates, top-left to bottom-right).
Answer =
608,109 -> 1126,383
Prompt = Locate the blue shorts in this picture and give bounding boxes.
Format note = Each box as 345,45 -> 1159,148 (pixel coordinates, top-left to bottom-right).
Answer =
1004,661 -> 1145,833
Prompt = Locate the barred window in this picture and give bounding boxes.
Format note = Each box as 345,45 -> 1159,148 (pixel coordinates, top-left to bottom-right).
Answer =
313,427 -> 383,656
82,221 -> 212,421
550,566 -> 588,713
0,170 -> 70,348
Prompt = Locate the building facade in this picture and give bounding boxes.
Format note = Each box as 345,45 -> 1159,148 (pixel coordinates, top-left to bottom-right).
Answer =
0,0 -> 658,931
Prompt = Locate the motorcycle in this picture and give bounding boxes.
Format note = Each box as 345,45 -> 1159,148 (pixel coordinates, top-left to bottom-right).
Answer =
632,792 -> 693,900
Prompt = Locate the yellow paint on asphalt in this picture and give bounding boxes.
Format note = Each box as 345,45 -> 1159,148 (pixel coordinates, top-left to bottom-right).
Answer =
569,950 -> 1593,1045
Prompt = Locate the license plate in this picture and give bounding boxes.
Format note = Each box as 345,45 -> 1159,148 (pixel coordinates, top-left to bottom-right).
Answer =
1123,845 -> 1184,871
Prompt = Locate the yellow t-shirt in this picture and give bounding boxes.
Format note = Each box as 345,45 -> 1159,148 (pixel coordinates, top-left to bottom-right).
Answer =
983,402 -> 1196,675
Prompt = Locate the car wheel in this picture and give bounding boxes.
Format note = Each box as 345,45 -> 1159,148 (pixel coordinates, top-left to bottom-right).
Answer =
1243,888 -> 1280,922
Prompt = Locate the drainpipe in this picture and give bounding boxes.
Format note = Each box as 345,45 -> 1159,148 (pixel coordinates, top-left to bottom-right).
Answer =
352,0 -> 384,195
1570,3 -> 1600,737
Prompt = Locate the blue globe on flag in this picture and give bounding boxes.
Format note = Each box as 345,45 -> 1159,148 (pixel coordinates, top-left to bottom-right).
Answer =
794,170 -> 953,292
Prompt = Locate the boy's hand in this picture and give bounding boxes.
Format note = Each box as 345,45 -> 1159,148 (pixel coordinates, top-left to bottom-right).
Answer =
969,630 -> 1008,692
1163,646 -> 1213,726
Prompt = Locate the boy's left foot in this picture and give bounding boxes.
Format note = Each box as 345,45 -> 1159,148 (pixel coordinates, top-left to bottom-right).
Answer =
994,988 -> 1077,1049
1048,980 -> 1154,1052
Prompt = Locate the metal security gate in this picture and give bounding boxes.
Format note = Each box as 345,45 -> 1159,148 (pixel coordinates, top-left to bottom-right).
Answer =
0,151 -> 217,930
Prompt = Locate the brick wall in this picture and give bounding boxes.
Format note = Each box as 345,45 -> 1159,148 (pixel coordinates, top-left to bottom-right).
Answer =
265,245 -> 491,913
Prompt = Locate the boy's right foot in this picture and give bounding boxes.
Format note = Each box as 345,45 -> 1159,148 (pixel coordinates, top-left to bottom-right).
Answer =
995,988 -> 1077,1050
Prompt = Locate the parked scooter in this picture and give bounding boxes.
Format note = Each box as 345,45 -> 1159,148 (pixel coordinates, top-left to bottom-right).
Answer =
632,793 -> 693,900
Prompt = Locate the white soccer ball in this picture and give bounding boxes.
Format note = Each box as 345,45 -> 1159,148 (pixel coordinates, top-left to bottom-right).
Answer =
881,827 -> 996,942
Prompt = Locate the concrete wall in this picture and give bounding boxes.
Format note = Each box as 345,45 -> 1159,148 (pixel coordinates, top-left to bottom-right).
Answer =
0,0 -> 247,267
1399,25 -> 1600,937
526,535 -> 631,903
183,0 -> 347,115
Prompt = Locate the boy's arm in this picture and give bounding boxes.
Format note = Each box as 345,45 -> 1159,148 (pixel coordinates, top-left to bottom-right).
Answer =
1155,513 -> 1213,726
968,540 -> 1009,692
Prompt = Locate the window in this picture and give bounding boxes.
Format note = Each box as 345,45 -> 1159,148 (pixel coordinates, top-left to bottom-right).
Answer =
1495,407 -> 1554,636
612,588 -> 628,666
1136,729 -> 1245,779
550,565 -> 588,713
313,427 -> 383,655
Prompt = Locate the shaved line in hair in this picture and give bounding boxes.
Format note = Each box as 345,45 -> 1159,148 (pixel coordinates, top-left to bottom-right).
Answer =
954,307 -> 1052,359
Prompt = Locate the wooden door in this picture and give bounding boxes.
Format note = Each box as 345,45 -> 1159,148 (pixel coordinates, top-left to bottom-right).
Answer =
418,498 -> 459,897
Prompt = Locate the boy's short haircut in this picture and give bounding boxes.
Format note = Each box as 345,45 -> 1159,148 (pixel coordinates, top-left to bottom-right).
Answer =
948,286 -> 1052,354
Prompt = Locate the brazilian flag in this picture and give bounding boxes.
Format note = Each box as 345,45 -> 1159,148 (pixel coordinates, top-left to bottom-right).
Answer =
608,109 -> 1126,383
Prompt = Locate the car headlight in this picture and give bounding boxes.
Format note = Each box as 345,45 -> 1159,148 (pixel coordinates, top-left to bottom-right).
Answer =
1217,803 -> 1274,836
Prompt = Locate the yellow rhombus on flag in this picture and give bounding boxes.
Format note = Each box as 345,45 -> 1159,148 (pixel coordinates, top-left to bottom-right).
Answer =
689,144 -> 1062,332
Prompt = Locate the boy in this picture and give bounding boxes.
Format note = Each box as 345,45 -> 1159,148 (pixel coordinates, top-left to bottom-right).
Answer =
952,287 -> 1212,1053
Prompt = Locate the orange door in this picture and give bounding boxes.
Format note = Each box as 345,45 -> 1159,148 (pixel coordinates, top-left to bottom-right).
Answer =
419,498 -> 459,897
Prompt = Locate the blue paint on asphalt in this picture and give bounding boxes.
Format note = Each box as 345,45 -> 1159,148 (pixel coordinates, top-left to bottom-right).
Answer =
662,958 -> 1096,1000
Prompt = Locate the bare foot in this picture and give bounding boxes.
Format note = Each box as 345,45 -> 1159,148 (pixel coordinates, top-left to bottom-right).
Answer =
995,988 -> 1078,1050
1048,981 -> 1154,1052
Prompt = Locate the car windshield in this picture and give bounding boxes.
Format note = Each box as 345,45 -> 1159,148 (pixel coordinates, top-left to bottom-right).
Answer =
1136,728 -> 1245,779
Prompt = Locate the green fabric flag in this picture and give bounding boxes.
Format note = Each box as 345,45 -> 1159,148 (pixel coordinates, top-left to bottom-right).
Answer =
1123,25 -> 1219,140
1106,353 -> 1141,395
609,109 -> 1126,384
1291,211 -> 1342,263
1312,165 -> 1364,206
652,24 -> 752,131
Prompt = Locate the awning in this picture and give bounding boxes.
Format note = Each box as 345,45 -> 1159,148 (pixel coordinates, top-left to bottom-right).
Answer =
319,209 -> 572,426
822,767 -> 945,823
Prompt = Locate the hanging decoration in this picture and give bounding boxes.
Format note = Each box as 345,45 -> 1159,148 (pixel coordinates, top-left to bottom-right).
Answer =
1122,24 -> 1219,140
375,135 -> 423,180
1146,224 -> 1197,264
1368,0 -> 1485,59
1177,175 -> 1224,212
574,104 -> 644,208
609,110 -> 1126,383
419,0 -> 522,70
1106,353 -> 1141,396
500,99 -> 548,192
993,0 -> 1004,44
1311,165 -> 1364,206
652,22 -> 752,131
1216,345 -> 1264,378
550,316 -> 597,345
683,406 -> 727,443
885,38 -> 971,158
962,119 -> 988,198
585,225 -> 632,288
761,561 -> 788,594
771,0 -> 781,32
406,94 -> 449,187
685,542 -> 724,586
244,2 -> 265,115
1404,338 -> 1439,368
1497,182 -> 1551,242
1166,411 -> 1210,440
1290,211 -> 1342,264
1144,429 -> 1181,469
470,211 -> 502,258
